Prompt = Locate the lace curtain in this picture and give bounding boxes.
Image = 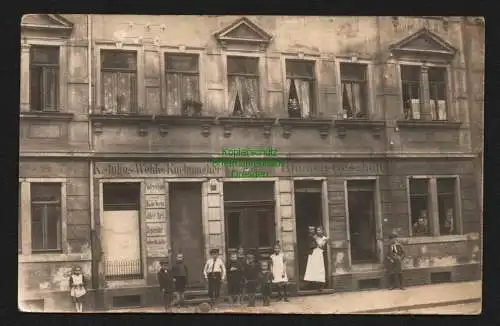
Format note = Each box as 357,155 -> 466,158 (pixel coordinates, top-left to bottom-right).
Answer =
166,73 -> 200,115
286,78 -> 311,118
342,82 -> 363,117
103,72 -> 137,113
228,76 -> 259,116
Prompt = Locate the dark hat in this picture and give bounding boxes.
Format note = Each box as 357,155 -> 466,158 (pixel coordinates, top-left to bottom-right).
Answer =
389,233 -> 398,239
210,248 -> 219,254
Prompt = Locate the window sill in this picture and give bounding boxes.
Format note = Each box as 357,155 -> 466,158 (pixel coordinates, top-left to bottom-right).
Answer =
396,120 -> 462,129
20,111 -> 74,121
18,252 -> 92,263
398,233 -> 477,245
333,119 -> 386,139
277,118 -> 333,139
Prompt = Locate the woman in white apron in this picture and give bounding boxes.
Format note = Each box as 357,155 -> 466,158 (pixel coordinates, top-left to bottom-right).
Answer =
270,241 -> 289,302
69,266 -> 87,312
304,226 -> 328,291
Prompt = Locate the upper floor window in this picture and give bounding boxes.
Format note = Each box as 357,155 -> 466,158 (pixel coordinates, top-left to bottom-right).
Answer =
401,65 -> 448,121
340,63 -> 368,119
31,183 -> 62,252
101,50 -> 137,114
286,60 -> 315,118
165,54 -> 200,115
227,56 -> 260,117
30,46 -> 59,112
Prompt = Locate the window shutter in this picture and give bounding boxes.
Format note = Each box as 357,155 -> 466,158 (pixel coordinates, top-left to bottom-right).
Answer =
318,59 -> 337,118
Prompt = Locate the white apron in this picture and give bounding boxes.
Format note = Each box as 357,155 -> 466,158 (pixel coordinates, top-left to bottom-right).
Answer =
270,252 -> 288,283
70,274 -> 87,298
303,236 -> 327,283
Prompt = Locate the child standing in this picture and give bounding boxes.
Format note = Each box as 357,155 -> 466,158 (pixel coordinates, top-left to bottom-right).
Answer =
172,253 -> 188,307
227,251 -> 244,304
69,266 -> 87,312
260,260 -> 274,306
243,251 -> 260,307
270,241 -> 289,302
157,260 -> 174,312
203,248 -> 226,307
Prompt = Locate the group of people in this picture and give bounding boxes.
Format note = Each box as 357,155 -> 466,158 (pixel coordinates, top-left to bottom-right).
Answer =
157,241 -> 290,311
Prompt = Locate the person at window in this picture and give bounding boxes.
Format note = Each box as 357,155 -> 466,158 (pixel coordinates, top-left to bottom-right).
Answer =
203,248 -> 226,307
171,253 -> 188,307
304,226 -> 329,291
413,210 -> 429,236
243,250 -> 260,307
157,260 -> 174,312
443,208 -> 454,235
288,97 -> 301,118
270,241 -> 289,302
227,251 -> 244,305
385,233 -> 405,290
69,266 -> 87,312
260,260 -> 274,307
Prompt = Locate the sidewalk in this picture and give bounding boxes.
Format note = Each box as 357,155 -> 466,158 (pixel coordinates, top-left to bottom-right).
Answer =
106,281 -> 481,314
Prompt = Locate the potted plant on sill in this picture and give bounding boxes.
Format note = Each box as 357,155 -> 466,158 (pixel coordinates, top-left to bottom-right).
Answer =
182,99 -> 203,117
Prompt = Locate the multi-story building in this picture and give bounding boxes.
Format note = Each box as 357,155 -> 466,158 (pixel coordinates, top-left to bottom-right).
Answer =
18,15 -> 484,311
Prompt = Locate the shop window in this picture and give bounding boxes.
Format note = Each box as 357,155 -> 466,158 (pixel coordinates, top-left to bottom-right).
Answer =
227,56 -> 260,117
165,54 -> 200,115
401,65 -> 422,120
429,67 -> 448,121
257,210 -> 272,247
341,63 -> 368,119
30,183 -> 62,252
409,178 -> 430,236
101,50 -> 137,114
30,46 -> 59,112
285,60 -> 315,118
437,178 -> 457,235
227,212 -> 241,249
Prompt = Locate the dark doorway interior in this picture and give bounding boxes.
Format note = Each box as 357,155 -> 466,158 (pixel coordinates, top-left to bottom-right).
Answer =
169,182 -> 205,289
294,180 -> 326,290
347,180 -> 378,264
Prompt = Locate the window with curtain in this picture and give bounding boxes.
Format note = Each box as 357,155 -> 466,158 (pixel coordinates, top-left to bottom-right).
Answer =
340,63 -> 368,119
401,65 -> 422,120
165,54 -> 200,115
31,183 -> 62,252
101,50 -> 137,114
30,46 -> 59,112
285,60 -> 315,118
227,56 -> 260,117
429,67 -> 448,121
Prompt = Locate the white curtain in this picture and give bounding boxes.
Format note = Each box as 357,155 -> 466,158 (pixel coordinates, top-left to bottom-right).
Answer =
411,99 -> 421,120
438,100 -> 447,120
243,77 -> 259,116
285,78 -> 292,103
295,79 -> 311,118
430,100 -> 437,120
103,72 -> 135,113
344,83 -> 353,113
228,77 -> 244,115
351,83 -> 361,116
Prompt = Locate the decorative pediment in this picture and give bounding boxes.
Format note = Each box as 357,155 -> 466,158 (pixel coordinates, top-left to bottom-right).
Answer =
21,14 -> 73,35
389,28 -> 457,60
214,17 -> 272,50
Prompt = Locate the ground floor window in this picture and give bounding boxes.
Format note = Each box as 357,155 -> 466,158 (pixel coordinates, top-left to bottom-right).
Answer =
437,178 -> 457,235
30,183 -> 62,252
102,182 -> 142,280
409,178 -> 431,236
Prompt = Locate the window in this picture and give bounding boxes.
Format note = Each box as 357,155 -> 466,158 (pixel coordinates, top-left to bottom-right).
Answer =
429,67 -> 448,121
227,212 -> 241,249
30,183 -> 62,252
30,46 -> 59,112
165,54 -> 200,115
227,56 -> 260,117
401,65 -> 422,120
341,63 -> 368,119
257,210 -> 272,247
101,50 -> 137,114
437,178 -> 457,235
409,178 -> 430,236
286,60 -> 315,118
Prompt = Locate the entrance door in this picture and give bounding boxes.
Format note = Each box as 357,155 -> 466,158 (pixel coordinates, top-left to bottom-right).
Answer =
347,180 -> 378,264
169,182 -> 205,289
225,202 -> 275,261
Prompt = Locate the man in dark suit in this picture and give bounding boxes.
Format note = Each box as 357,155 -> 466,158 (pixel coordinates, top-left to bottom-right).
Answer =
157,260 -> 174,311
385,233 -> 405,290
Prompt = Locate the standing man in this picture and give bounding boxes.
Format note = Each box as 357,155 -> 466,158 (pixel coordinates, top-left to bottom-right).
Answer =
385,233 -> 405,290
203,248 -> 226,307
157,260 -> 174,312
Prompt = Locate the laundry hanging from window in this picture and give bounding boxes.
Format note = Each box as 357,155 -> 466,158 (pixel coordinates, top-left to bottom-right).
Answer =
227,57 -> 260,117
340,63 -> 368,119
286,60 -> 315,118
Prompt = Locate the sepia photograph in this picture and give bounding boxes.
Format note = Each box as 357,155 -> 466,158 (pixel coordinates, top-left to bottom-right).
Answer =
18,14 -> 484,314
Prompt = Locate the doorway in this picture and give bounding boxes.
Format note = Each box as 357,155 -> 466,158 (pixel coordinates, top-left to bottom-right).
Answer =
346,180 -> 378,264
169,182 -> 205,289
294,180 -> 327,290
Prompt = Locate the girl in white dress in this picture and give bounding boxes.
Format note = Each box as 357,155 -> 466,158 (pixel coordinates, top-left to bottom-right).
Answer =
270,241 -> 289,302
69,266 -> 87,312
304,227 -> 328,290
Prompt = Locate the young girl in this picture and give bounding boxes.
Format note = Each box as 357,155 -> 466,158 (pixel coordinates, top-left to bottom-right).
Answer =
270,241 -> 289,302
260,260 -> 274,306
304,226 -> 328,291
227,251 -> 244,304
69,266 -> 87,312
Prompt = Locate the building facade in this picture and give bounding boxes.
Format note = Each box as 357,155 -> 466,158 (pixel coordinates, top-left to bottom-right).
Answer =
19,15 -> 484,311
